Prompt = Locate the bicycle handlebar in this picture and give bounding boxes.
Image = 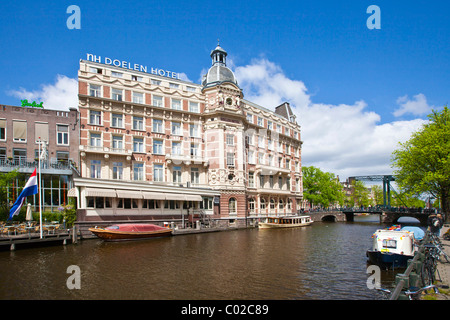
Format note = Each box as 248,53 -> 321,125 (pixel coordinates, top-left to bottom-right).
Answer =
404,285 -> 439,296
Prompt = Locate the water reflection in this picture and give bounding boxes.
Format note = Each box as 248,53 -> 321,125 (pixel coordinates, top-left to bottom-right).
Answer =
0,222 -> 404,300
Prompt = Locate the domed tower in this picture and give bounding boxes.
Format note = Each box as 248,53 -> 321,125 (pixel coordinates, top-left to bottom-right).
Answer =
202,42 -> 243,112
202,42 -> 247,222
202,43 -> 238,88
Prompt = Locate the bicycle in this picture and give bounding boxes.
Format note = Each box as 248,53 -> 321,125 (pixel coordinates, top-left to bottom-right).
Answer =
377,284 -> 449,300
404,284 -> 449,300
422,244 -> 440,286
429,233 -> 450,263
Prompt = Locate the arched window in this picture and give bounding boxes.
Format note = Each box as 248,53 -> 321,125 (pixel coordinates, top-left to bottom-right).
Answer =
278,199 -> 284,210
260,198 -> 266,210
229,198 -> 237,215
270,199 -> 275,210
248,198 -> 255,212
287,199 -> 292,210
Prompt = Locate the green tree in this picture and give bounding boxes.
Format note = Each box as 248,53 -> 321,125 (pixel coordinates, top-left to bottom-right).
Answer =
391,106 -> 450,221
0,170 -> 20,220
371,185 -> 384,206
302,166 -> 344,208
390,191 -> 425,208
350,180 -> 370,208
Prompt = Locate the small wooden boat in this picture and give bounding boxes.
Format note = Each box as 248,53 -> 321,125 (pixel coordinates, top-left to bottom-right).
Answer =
89,223 -> 172,241
258,215 -> 313,229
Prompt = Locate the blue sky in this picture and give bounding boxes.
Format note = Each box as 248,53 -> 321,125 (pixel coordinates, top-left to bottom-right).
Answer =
1,0 -> 448,179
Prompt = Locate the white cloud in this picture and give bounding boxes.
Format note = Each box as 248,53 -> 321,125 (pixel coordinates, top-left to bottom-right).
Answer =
7,61 -> 429,181
393,93 -> 433,117
234,58 -> 428,180
177,72 -> 192,82
7,75 -> 78,111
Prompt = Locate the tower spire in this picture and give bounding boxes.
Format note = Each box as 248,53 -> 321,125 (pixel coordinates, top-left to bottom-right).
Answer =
211,41 -> 227,66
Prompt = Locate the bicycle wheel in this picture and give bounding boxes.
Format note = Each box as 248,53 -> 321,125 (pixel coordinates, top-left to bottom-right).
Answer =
441,251 -> 450,263
421,261 -> 434,286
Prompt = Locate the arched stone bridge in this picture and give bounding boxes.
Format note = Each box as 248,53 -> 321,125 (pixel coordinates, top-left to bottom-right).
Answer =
308,209 -> 433,225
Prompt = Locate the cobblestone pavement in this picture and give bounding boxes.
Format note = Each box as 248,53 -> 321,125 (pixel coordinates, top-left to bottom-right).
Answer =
434,225 -> 450,300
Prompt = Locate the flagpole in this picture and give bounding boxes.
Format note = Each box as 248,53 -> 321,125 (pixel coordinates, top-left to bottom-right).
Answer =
38,138 -> 43,239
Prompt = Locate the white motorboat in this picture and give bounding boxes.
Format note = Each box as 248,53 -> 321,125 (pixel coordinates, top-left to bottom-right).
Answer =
258,215 -> 313,229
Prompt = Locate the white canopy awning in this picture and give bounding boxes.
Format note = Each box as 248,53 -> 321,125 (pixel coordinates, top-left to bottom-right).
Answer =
85,188 -> 117,198
142,192 -> 166,200
116,190 -> 143,199
184,195 -> 202,201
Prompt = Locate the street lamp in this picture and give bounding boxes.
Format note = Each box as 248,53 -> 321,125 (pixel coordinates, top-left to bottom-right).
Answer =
37,138 -> 48,239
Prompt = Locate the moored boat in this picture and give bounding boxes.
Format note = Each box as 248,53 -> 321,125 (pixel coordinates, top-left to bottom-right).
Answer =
258,215 -> 313,229
366,225 -> 421,268
89,223 -> 172,241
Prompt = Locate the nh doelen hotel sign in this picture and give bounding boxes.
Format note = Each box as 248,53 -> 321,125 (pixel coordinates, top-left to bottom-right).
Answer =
86,53 -> 180,79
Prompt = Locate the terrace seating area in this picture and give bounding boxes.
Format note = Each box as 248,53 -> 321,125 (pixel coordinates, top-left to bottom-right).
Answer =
0,221 -> 67,238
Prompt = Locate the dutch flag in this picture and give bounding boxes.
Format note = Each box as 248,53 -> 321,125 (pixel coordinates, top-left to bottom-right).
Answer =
8,168 -> 38,220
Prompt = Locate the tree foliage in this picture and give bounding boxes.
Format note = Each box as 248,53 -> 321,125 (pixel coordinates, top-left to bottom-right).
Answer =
302,166 -> 344,208
349,180 -> 370,207
0,170 -> 20,220
391,106 -> 450,219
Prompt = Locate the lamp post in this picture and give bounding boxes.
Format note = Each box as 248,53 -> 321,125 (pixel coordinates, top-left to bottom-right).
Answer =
37,138 -> 48,239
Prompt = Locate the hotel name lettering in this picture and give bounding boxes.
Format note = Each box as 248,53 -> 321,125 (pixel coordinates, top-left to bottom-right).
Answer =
86,54 -> 180,79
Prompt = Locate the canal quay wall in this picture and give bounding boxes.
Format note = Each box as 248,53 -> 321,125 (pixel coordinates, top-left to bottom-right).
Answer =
75,220 -> 251,240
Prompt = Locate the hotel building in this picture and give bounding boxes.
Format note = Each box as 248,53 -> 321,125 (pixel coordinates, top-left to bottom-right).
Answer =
74,44 -> 303,227
0,104 -> 79,213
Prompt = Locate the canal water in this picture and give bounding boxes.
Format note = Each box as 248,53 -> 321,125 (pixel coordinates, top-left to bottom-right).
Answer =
0,220 -> 417,300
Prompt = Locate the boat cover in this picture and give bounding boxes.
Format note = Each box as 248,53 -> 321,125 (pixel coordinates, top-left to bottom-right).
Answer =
401,226 -> 425,240
105,224 -> 168,232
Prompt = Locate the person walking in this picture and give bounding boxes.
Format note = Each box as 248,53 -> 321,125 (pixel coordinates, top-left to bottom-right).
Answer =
428,213 -> 443,237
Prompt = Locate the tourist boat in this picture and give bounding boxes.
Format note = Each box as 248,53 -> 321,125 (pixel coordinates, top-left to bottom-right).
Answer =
366,225 -> 421,268
258,215 -> 313,229
89,223 -> 173,241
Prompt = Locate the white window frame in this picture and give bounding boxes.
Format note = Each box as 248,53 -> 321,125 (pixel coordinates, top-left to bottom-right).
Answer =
133,137 -> 144,153
56,124 -> 69,145
112,135 -> 124,151
172,99 -> 182,110
172,166 -> 182,183
89,84 -> 101,97
172,141 -> 182,155
111,113 -> 123,128
89,110 -> 102,125
189,101 -> 199,113
153,119 -> 163,133
171,122 -> 181,136
226,152 -> 235,167
112,161 -> 123,180
133,162 -> 144,181
189,124 -> 199,137
90,160 -> 101,178
154,164 -> 164,182
153,95 -> 163,107
112,88 -> 123,101
90,132 -> 102,148
153,139 -> 163,155
133,116 -> 144,131
132,92 -> 144,104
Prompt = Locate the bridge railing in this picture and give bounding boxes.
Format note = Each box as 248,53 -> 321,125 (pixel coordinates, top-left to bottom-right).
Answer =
303,207 -> 438,214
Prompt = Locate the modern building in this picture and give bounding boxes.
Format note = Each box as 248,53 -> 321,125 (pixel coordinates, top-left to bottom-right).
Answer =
74,44 -> 303,227
0,104 -> 79,212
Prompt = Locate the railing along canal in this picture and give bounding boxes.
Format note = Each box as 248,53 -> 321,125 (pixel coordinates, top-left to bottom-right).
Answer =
388,231 -> 430,300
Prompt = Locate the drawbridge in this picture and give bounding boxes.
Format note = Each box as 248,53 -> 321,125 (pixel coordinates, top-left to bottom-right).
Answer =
348,175 -> 396,208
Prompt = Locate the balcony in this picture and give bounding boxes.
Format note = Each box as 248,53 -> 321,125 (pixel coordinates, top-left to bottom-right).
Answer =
0,157 -> 74,175
79,145 -> 133,159
165,153 -> 208,166
255,164 -> 291,175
